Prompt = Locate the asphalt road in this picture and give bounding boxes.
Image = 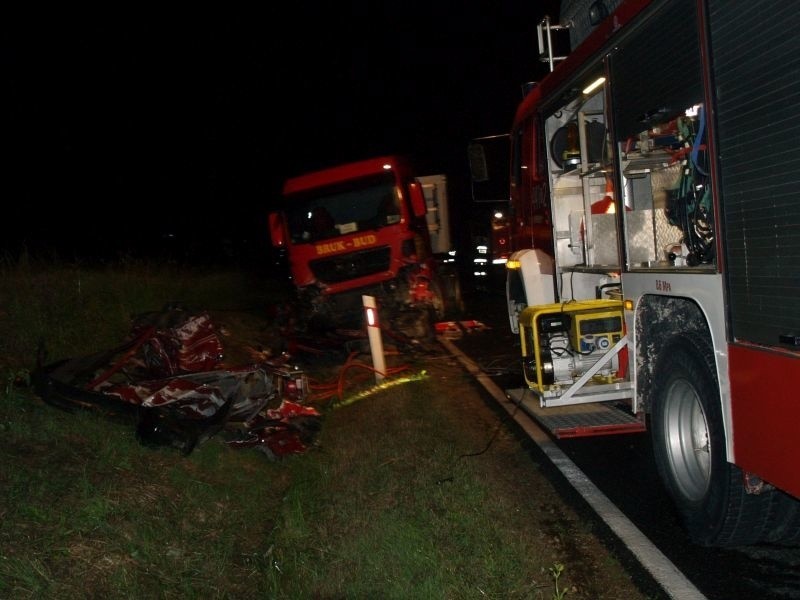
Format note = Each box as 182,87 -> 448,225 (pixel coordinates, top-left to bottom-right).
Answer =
450,283 -> 800,600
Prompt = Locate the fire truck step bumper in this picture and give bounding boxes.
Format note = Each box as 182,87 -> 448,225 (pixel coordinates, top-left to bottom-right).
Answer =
505,388 -> 646,439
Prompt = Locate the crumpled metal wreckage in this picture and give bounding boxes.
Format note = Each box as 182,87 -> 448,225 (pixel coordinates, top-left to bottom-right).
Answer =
32,307 -> 320,457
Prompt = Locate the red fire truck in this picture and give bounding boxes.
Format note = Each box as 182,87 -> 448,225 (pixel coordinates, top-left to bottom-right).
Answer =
471,0 -> 800,546
269,156 -> 460,338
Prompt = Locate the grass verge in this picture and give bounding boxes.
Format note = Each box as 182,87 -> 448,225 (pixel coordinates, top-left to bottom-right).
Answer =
0,259 -> 649,598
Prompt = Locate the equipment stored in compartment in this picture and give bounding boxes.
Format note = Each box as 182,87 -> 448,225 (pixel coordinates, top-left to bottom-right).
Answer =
519,299 -> 631,408
538,313 -> 571,334
570,311 -> 623,353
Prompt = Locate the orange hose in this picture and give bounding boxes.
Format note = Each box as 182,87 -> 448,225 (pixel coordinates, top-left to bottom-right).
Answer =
304,351 -> 412,405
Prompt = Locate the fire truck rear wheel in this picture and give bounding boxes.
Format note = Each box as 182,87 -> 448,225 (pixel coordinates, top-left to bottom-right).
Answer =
651,332 -> 776,546
764,489 -> 800,545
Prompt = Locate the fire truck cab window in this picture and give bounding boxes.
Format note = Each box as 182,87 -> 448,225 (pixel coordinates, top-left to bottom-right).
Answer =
284,174 -> 400,244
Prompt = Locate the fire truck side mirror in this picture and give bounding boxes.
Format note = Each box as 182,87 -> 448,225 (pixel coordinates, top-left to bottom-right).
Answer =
268,212 -> 286,247
409,182 -> 428,218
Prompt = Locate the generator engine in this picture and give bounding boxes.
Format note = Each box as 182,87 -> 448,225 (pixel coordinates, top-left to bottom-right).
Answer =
521,302 -> 624,389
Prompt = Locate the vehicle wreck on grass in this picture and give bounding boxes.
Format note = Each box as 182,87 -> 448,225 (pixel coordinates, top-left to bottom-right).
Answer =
32,307 -> 321,458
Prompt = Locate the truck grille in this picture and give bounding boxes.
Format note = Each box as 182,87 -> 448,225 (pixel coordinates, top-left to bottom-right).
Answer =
310,246 -> 391,284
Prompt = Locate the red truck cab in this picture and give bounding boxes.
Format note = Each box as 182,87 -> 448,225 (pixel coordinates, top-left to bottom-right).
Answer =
269,156 -> 452,333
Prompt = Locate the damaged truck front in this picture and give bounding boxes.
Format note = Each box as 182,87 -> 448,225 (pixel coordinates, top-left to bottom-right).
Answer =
269,156 -> 461,338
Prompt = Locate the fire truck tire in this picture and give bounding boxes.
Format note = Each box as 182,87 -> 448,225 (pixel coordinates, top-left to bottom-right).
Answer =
651,332 -> 776,546
764,489 -> 800,545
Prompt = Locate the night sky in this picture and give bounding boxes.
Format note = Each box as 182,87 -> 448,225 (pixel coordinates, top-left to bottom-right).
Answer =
3,4 -> 558,262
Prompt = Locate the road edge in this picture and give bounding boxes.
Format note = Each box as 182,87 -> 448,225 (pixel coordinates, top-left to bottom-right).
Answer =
438,336 -> 707,600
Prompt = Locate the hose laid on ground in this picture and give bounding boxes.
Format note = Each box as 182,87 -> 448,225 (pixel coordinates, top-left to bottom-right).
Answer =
307,350 -> 412,406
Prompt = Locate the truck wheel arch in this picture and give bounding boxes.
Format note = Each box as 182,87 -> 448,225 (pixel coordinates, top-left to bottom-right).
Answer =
634,295 -> 710,415
638,295 -> 800,546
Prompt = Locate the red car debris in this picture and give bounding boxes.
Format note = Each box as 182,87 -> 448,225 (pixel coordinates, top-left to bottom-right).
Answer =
33,307 -> 320,457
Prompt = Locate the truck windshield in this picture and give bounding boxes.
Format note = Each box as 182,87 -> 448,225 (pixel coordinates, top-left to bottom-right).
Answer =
284,175 -> 402,244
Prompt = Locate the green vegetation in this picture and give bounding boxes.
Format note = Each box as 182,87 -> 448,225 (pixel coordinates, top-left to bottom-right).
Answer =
549,562 -> 567,600
0,252 -> 282,375
0,257 -> 647,599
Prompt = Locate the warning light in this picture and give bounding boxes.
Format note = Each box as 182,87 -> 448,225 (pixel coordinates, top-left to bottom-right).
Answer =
366,307 -> 377,327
